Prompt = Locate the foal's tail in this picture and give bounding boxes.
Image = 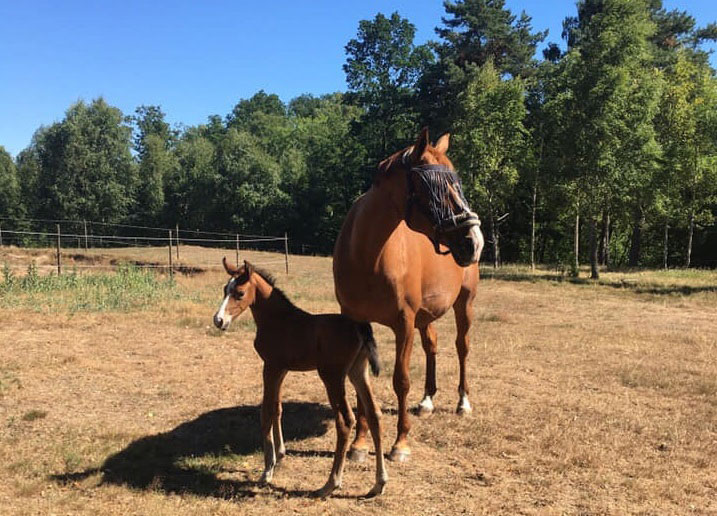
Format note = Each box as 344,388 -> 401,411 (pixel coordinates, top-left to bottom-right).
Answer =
357,322 -> 380,377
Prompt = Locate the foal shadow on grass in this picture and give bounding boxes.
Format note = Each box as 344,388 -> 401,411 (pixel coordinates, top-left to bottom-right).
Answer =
52,402 -> 334,500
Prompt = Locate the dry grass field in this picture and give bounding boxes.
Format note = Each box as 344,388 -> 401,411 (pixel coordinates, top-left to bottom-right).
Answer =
1,245 -> 716,515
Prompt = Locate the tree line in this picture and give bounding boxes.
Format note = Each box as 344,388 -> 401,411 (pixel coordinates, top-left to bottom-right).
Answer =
1,0 -> 716,273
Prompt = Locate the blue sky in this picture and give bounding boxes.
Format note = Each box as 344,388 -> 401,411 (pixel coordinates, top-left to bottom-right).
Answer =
1,0 -> 716,157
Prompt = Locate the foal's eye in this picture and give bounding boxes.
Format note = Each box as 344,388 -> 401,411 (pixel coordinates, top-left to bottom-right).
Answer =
233,290 -> 245,300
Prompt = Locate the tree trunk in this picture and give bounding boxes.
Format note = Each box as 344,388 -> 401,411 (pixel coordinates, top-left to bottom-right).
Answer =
491,215 -> 500,269
530,182 -> 537,271
686,207 -> 694,268
663,221 -> 669,270
628,208 -> 644,267
598,210 -> 610,267
589,216 -> 599,279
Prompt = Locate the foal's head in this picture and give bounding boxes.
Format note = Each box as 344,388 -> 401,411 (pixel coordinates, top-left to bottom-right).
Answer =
213,257 -> 257,330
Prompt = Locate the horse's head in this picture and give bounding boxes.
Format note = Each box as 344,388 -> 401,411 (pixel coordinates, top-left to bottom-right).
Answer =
213,257 -> 257,330
378,128 -> 483,267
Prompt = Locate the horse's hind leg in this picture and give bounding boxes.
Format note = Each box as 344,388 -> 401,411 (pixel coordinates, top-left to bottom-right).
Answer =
390,316 -> 415,462
453,285 -> 476,415
260,364 -> 285,483
418,323 -> 438,417
349,355 -> 387,497
348,395 -> 370,462
315,369 -> 355,498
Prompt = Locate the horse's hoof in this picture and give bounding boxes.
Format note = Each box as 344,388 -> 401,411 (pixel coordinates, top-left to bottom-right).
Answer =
312,482 -> 338,499
417,405 -> 434,418
456,406 -> 473,416
363,481 -> 387,498
388,447 -> 411,462
348,447 -> 368,462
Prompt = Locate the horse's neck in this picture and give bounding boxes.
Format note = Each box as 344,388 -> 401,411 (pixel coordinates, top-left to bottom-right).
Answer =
249,276 -> 295,328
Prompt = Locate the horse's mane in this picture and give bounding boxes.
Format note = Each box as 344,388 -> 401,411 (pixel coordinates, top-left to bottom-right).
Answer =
248,262 -> 307,315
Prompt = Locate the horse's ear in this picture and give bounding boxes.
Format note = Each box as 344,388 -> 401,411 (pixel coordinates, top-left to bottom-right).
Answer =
409,127 -> 430,162
223,256 -> 239,276
434,132 -> 450,154
243,260 -> 254,277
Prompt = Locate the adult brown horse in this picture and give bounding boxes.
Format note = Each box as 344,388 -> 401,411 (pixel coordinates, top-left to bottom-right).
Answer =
333,128 -> 484,462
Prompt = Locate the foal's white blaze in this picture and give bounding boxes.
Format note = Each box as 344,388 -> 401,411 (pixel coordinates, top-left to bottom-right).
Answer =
215,293 -> 233,329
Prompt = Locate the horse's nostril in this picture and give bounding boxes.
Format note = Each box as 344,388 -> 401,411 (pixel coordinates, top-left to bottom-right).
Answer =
213,315 -> 223,329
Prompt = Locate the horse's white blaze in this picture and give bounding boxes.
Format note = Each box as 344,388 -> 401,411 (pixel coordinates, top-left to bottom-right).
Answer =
215,294 -> 232,329
469,224 -> 484,263
418,395 -> 434,413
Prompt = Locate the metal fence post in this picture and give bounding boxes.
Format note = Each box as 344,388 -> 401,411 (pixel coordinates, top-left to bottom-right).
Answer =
236,234 -> 240,266
0,223 -> 3,247
168,230 -> 174,280
56,224 -> 62,275
284,232 -> 289,275
176,224 -> 180,260
83,220 -> 88,250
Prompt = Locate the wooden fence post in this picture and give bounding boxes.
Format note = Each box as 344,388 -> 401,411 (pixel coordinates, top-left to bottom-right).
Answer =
284,232 -> 289,275
236,234 -> 240,267
56,224 -> 62,275
176,224 -> 180,260
168,230 -> 174,280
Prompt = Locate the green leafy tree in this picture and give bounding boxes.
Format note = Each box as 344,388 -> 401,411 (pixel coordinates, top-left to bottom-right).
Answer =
419,0 -> 545,133
0,146 -> 24,221
32,98 -> 138,223
344,12 -> 433,160
453,61 -> 527,267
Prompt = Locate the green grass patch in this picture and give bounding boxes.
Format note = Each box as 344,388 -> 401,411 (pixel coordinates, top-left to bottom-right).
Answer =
0,262 -> 189,313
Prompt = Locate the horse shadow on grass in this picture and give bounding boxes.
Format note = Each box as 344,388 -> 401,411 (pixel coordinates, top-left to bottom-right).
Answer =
51,402 -> 334,500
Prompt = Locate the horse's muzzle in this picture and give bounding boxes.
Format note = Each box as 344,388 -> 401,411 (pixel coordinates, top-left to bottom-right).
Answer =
444,222 -> 483,267
213,314 -> 226,330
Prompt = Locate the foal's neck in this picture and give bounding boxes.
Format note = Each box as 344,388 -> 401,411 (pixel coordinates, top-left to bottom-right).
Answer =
249,274 -> 299,328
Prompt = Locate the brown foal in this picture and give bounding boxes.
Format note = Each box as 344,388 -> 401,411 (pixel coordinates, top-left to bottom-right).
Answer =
213,258 -> 387,498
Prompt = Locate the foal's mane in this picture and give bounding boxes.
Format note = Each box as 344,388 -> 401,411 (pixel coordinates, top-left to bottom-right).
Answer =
248,262 -> 307,315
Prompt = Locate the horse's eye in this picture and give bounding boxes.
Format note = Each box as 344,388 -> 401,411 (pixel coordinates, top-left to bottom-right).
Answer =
233,290 -> 245,300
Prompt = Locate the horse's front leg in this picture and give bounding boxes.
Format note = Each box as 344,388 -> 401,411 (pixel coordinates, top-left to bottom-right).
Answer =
390,314 -> 415,462
418,323 -> 438,417
453,286 -> 475,415
259,364 -> 284,483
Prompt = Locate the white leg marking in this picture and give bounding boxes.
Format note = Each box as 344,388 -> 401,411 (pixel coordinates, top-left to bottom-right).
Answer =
418,395 -> 434,413
457,394 -> 472,414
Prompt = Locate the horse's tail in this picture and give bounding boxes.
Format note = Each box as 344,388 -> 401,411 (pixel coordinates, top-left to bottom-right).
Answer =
357,322 -> 380,377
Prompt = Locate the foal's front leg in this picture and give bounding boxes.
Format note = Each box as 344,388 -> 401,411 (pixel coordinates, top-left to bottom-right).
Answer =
260,364 -> 285,483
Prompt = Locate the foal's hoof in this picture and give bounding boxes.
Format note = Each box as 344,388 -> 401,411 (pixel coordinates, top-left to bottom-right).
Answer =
388,447 -> 411,462
348,447 -> 368,463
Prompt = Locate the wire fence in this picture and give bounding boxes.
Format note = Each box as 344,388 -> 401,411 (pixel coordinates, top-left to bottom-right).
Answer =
0,217 -> 291,276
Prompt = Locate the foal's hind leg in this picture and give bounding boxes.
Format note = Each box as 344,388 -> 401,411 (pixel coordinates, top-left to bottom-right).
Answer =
453,282 -> 476,415
348,395 -> 370,462
418,323 -> 438,417
272,370 -> 288,464
349,356 -> 387,497
260,364 -> 286,483
315,369 -> 355,498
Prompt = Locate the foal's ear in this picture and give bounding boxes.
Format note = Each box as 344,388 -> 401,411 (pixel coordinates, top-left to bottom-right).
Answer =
434,132 -> 450,153
223,256 -> 239,276
243,260 -> 254,277
409,127 -> 430,163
